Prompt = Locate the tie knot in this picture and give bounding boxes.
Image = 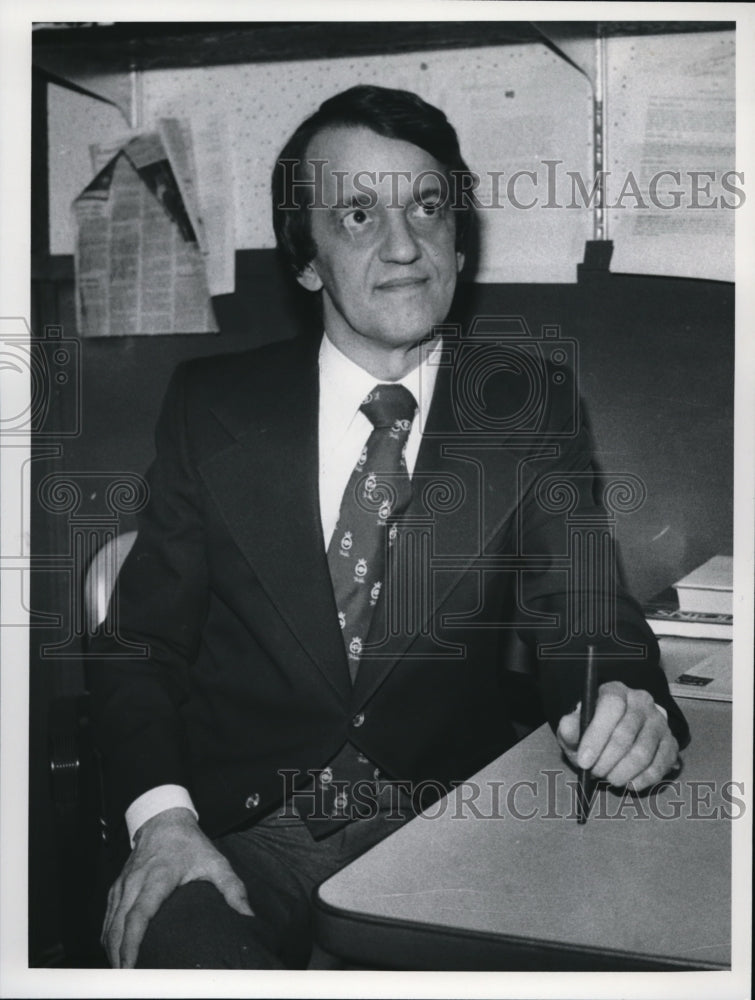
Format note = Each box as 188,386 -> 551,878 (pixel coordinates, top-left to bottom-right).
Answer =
360,384 -> 417,430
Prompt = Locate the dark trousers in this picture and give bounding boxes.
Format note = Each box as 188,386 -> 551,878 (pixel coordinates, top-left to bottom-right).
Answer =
136,786 -> 410,969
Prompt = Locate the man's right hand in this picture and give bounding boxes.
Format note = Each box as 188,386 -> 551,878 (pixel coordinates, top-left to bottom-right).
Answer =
101,806 -> 253,968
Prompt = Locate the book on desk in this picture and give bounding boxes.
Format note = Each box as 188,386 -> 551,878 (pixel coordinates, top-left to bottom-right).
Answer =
644,554 -> 733,640
672,554 -> 733,615
647,555 -> 733,702
644,587 -> 733,640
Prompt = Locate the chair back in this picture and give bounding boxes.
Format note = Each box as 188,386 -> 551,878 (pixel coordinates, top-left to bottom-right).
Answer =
84,531 -> 137,632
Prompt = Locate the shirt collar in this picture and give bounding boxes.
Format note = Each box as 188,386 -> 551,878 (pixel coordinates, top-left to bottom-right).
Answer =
318,332 -> 441,434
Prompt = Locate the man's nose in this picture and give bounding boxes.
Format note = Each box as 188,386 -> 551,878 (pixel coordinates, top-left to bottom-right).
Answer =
378,211 -> 421,264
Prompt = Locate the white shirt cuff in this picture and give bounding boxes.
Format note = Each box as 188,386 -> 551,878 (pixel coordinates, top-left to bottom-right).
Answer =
125,785 -> 198,847
655,703 -> 668,721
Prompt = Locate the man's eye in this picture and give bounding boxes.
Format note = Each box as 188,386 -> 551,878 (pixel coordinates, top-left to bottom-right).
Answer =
342,208 -> 372,231
411,199 -> 443,218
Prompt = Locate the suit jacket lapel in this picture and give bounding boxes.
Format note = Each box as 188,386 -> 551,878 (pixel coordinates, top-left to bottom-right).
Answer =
199,335 -> 352,703
197,333 -> 536,710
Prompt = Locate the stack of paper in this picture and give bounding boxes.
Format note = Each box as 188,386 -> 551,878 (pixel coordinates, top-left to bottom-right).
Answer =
659,636 -> 732,702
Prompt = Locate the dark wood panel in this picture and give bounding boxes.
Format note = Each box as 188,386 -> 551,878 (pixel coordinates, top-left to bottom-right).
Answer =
32,20 -> 734,74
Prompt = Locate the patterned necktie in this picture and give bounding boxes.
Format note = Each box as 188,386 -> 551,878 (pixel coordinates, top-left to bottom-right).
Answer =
327,383 -> 417,681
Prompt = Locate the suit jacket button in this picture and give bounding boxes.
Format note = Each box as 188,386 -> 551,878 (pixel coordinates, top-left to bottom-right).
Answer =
352,712 -> 365,728
319,766 -> 333,785
245,793 -> 261,809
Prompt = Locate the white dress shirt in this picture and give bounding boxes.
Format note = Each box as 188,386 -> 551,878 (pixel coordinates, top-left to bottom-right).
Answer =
125,333 -> 442,842
317,332 -> 440,545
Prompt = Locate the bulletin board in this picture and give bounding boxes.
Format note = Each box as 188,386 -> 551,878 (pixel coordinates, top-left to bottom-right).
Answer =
48,41 -> 593,284
47,27 -> 736,287
606,30 -> 735,283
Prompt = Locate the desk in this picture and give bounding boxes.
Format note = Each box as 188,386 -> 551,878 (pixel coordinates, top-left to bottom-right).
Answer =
315,699 -> 732,970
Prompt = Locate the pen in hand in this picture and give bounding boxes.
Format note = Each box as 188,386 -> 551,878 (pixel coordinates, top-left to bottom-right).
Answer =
577,644 -> 598,825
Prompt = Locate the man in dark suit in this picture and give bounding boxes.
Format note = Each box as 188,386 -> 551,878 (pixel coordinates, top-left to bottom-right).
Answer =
89,85 -> 688,969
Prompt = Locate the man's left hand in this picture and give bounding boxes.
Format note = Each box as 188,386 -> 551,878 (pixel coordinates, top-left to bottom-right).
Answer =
556,681 -> 679,791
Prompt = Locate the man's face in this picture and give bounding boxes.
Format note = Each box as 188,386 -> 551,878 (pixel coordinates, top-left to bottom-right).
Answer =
296,126 -> 464,371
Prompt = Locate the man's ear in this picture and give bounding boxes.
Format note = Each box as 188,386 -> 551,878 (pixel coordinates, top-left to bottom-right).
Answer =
296,262 -> 323,292
456,251 -> 465,273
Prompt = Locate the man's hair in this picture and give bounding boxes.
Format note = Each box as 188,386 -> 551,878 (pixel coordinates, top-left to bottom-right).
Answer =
271,84 -> 475,276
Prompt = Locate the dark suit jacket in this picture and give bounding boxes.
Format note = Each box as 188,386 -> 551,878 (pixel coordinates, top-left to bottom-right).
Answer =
88,331 -> 689,838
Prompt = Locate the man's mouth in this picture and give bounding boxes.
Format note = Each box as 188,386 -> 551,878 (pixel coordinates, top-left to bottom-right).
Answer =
375,276 -> 429,290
